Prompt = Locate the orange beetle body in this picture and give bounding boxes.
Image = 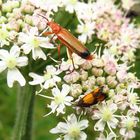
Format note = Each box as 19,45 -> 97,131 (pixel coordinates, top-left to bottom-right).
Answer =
39,15 -> 93,60
77,87 -> 107,107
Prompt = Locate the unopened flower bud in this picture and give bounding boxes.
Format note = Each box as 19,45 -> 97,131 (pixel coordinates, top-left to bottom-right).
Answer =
96,77 -> 105,86
92,58 -> 104,67
108,89 -> 115,98
70,84 -> 82,98
21,4 -> 35,14
104,64 -> 116,75
92,67 -> 103,77
7,20 -> 20,32
12,8 -> 22,19
9,31 -> 18,41
107,76 -> 117,88
81,61 -> 92,70
25,15 -> 33,25
102,85 -> 109,93
64,71 -> 80,83
0,16 -> 7,23
82,76 -> 96,90
2,3 -> 12,13
79,70 -> 88,81
11,1 -> 20,8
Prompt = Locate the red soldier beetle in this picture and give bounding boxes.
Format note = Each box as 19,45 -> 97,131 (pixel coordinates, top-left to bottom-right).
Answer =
77,87 -> 107,107
37,14 -> 93,62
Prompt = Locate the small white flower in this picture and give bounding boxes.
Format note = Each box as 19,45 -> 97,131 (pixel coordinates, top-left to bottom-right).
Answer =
77,21 -> 95,44
29,65 -> 61,89
19,27 -> 54,60
50,113 -> 88,140
0,45 -> 28,87
120,114 -> 138,139
37,84 -> 73,116
92,101 -> 118,135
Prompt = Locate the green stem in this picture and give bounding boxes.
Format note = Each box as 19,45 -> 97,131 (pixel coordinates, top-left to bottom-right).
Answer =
12,84 -> 35,140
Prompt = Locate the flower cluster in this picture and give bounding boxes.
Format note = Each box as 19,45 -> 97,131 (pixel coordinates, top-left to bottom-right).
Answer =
0,0 -> 140,140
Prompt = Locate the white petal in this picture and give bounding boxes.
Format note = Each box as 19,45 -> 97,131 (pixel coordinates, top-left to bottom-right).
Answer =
10,45 -> 20,57
52,87 -> 60,96
64,134 -> 73,140
18,33 -> 30,43
17,56 -> 28,67
61,84 -> 70,95
29,72 -> 44,85
110,103 -> 118,113
94,119 -> 105,131
32,48 -> 46,60
109,118 -> 118,129
0,49 -> 9,60
79,131 -> 87,140
53,75 -> 61,82
56,104 -> 65,115
21,44 -> 32,54
7,68 -> 26,87
79,120 -> 89,130
44,79 -> 55,89
0,61 -> 7,72
68,114 -> 77,123
29,27 -> 39,36
50,122 -> 68,134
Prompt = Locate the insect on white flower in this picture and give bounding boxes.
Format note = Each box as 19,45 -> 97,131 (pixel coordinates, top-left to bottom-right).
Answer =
50,113 -> 89,140
0,45 -> 28,87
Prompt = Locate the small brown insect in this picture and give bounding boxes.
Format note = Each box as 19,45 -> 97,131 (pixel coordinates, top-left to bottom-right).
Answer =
77,87 -> 107,107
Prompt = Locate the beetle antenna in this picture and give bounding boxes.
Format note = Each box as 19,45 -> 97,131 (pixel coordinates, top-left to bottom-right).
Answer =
37,13 -> 49,22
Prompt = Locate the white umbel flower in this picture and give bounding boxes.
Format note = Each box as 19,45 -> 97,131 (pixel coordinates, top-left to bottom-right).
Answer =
29,65 -> 61,89
37,84 -> 73,116
19,27 -> 54,60
50,113 -> 89,140
0,45 -> 28,87
92,101 -> 119,135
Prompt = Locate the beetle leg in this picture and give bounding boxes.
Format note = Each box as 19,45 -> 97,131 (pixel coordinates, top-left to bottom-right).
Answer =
57,43 -> 62,62
67,48 -> 75,74
50,34 -> 56,43
42,31 -> 54,36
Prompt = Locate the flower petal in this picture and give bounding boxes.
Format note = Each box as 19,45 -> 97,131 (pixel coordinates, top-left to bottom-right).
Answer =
21,44 -> 32,54
16,56 -> 28,67
0,49 -> 9,60
78,120 -> 89,130
94,119 -> 105,131
0,61 -> 7,72
50,122 -> 68,134
79,131 -> 87,140
32,48 -> 46,60
61,84 -> 70,95
10,45 -> 20,57
29,72 -> 44,85
7,68 -> 26,87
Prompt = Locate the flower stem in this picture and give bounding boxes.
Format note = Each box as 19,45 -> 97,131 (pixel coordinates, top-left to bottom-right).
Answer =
12,84 -> 35,140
